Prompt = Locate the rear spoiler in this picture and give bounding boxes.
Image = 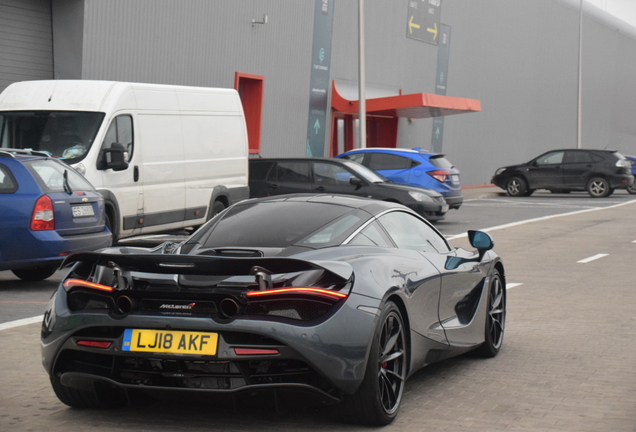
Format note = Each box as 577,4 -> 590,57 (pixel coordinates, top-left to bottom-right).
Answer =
62,252 -> 353,282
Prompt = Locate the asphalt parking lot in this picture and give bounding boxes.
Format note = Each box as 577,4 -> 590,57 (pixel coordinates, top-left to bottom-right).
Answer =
1,187 -> 636,431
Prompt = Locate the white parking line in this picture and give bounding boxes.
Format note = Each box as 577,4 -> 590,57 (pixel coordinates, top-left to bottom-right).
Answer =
577,254 -> 609,264
0,315 -> 43,331
447,198 -> 636,240
506,283 -> 523,290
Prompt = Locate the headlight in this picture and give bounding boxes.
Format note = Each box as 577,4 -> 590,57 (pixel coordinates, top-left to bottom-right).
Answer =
408,191 -> 431,202
495,168 -> 506,176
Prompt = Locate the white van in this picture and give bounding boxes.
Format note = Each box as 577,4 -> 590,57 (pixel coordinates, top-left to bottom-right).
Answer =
0,80 -> 249,240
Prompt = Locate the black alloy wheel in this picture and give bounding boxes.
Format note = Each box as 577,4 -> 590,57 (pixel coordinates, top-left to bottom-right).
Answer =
343,301 -> 407,425
505,176 -> 527,197
587,177 -> 610,198
475,269 -> 506,358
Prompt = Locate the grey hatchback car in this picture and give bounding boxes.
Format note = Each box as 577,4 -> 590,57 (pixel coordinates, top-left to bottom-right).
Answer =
249,158 -> 449,221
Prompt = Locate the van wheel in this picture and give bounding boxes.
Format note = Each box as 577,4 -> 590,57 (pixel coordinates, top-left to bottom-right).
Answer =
209,200 -> 226,220
12,265 -> 58,281
105,211 -> 119,244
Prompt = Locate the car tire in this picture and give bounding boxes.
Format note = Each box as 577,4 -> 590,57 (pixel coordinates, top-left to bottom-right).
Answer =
343,301 -> 407,426
474,269 -> 506,358
586,177 -> 610,198
505,176 -> 527,197
51,375 -> 126,409
11,265 -> 58,281
627,184 -> 636,194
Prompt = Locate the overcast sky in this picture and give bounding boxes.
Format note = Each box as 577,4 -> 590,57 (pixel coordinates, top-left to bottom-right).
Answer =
586,0 -> 636,27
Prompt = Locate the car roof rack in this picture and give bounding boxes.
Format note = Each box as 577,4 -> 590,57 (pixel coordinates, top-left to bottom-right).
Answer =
0,148 -> 50,158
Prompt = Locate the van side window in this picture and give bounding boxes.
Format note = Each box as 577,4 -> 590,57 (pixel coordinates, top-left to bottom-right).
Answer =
102,115 -> 134,162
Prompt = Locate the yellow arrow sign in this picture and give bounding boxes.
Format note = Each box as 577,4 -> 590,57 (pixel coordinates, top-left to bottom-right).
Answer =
409,15 -> 420,34
427,22 -> 438,40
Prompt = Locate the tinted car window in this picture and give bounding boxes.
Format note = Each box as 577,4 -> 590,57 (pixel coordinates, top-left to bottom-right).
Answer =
249,160 -> 274,181
0,164 -> 17,193
198,201 -> 357,248
428,155 -> 453,169
563,151 -> 593,164
341,152 -> 365,164
27,160 -> 94,192
348,220 -> 394,248
535,151 -> 564,165
301,213 -> 364,245
368,153 -> 415,170
378,211 -> 451,253
341,160 -> 386,183
272,162 -> 310,183
314,162 -> 354,186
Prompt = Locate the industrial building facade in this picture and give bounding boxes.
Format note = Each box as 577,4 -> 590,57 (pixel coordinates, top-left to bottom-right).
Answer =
1,0 -> 636,185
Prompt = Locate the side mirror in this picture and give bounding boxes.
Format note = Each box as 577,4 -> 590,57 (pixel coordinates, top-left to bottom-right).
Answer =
468,230 -> 494,250
97,143 -> 129,171
349,176 -> 364,187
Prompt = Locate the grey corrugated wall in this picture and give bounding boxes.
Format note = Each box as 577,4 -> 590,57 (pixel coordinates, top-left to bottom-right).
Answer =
78,0 -> 315,159
18,0 -> 636,184
0,0 -> 53,92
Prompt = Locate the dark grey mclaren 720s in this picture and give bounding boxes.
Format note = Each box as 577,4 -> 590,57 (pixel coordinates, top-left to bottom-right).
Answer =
41,194 -> 506,425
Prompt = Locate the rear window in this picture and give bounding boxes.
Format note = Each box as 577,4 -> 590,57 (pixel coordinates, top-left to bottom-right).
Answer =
0,164 -> 17,193
196,201 -> 360,248
428,155 -> 454,169
26,159 -> 95,192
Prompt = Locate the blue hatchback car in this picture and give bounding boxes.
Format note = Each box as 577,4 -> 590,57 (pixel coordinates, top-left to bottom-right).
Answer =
336,148 -> 463,209
0,149 -> 112,280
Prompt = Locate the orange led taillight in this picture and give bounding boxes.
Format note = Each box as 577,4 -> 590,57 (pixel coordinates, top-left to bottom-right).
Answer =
245,287 -> 347,300
63,279 -> 115,292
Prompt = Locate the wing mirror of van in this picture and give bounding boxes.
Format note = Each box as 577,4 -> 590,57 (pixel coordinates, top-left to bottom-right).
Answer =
98,143 -> 129,171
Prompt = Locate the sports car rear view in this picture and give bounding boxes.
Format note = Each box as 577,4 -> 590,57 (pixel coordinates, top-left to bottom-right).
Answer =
41,194 -> 506,425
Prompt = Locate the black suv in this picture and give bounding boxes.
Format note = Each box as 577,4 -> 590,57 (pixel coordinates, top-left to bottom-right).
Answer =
249,158 -> 449,221
492,149 -> 634,198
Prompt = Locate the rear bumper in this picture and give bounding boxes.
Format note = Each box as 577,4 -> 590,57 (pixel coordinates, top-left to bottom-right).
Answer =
0,229 -> 112,271
42,289 -> 379,397
609,174 -> 634,189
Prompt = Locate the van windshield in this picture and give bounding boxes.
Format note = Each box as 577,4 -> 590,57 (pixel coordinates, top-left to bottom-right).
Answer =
0,111 -> 105,163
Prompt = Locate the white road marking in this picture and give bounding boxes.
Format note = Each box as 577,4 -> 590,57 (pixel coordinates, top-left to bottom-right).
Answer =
577,254 -> 609,264
0,315 -> 43,331
506,283 -> 523,290
447,198 -> 636,240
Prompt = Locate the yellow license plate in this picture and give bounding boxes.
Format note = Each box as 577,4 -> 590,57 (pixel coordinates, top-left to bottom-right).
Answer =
122,329 -> 218,355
